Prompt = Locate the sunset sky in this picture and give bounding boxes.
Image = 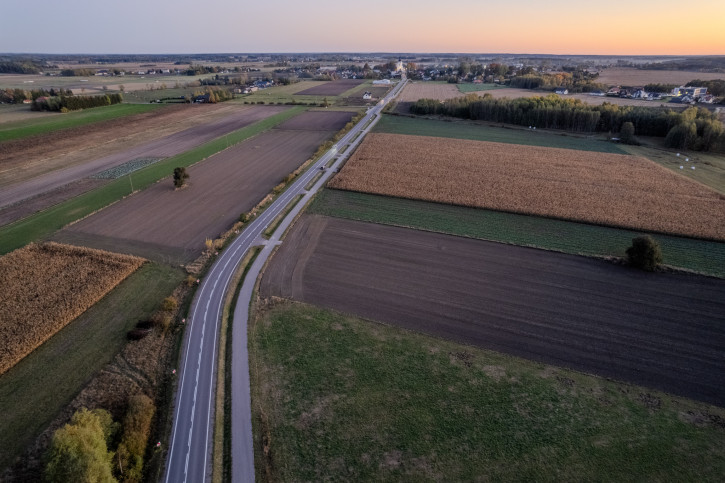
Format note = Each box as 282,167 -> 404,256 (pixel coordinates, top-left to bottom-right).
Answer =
2,0 -> 724,55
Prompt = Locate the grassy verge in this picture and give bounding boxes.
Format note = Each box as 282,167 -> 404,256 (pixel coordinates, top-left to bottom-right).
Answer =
0,106 -> 306,254
308,189 -> 725,278
0,262 -> 184,471
0,103 -> 161,142
304,172 -> 324,191
373,114 -> 627,154
621,143 -> 725,195
263,195 -> 305,239
250,301 -> 725,481
212,246 -> 263,483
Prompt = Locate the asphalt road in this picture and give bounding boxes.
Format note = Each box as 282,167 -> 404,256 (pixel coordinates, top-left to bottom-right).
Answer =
164,79 -> 407,483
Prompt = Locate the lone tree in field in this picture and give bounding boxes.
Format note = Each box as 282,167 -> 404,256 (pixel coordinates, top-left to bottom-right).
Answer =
173,167 -> 189,189
620,121 -> 638,145
626,235 -> 662,271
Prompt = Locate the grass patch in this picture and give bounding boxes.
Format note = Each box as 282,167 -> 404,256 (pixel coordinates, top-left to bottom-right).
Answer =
251,301 -> 725,481
304,171 -> 324,191
621,143 -> 725,195
0,262 -> 184,471
263,195 -> 305,239
457,83 -> 506,93
0,106 -> 306,255
0,103 -> 161,142
213,246 -> 262,483
308,189 -> 725,278
374,114 -> 627,154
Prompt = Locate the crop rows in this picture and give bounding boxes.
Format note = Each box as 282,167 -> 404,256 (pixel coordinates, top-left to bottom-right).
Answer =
329,133 -> 725,241
91,157 -> 163,179
0,243 -> 144,375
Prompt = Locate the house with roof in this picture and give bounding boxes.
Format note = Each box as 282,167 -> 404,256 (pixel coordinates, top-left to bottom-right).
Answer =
554,88 -> 569,95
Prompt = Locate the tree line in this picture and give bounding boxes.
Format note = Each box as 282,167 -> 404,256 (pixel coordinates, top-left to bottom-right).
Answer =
411,93 -> 725,152
0,60 -> 43,74
0,87 -> 74,104
32,93 -> 123,112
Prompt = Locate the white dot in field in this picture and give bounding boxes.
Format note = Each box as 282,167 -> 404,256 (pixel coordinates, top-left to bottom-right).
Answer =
680,166 -> 684,169
677,153 -> 680,156
686,158 -> 689,162
691,166 -> 696,170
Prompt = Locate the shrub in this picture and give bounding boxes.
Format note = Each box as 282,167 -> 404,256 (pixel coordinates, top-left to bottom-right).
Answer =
127,328 -> 151,341
115,395 -> 155,483
626,235 -> 662,271
160,297 -> 177,312
172,167 -> 189,188
151,312 -> 173,332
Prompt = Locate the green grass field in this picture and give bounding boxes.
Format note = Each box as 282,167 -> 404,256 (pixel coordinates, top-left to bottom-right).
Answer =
457,83 -> 506,93
308,189 -> 725,278
0,103 -> 162,142
0,106 -> 306,254
0,262 -> 184,472
251,301 -> 725,481
373,114 -> 628,153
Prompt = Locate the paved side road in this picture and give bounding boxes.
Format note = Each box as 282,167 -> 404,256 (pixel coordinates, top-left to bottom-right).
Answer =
164,78 -> 407,483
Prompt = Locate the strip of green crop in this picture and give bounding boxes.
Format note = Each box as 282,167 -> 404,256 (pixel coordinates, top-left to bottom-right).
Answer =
0,103 -> 161,142
308,189 -> 725,278
0,106 -> 306,254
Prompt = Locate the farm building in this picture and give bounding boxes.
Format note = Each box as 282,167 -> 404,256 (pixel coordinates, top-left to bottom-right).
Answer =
373,79 -> 392,85
555,88 -> 569,95
362,92 -> 372,100
672,86 -> 708,98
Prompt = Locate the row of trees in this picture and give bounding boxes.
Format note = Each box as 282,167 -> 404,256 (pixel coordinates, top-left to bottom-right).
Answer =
0,87 -> 74,104
509,72 -> 604,93
0,60 -> 43,74
45,396 -> 156,483
32,93 -> 123,112
410,94 -> 725,151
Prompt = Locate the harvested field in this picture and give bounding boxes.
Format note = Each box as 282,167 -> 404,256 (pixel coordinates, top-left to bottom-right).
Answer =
56,116 -> 342,263
0,242 -> 144,375
294,79 -> 365,96
396,82 -> 465,102
0,105 -> 289,210
0,178 -> 107,227
597,68 -> 725,86
260,215 -> 725,407
274,110 -> 356,131
329,133 -> 725,240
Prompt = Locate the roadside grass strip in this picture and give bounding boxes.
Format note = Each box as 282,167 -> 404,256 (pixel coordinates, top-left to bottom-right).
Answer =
0,103 -> 161,142
251,301 -> 725,481
308,189 -> 725,278
0,106 -> 306,254
263,195 -> 305,239
373,114 -> 627,154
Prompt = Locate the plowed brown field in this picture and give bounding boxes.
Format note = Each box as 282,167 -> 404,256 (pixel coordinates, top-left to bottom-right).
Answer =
330,133 -> 725,240
260,215 -> 725,406
396,82 -> 465,102
0,243 -> 144,375
294,79 -> 365,96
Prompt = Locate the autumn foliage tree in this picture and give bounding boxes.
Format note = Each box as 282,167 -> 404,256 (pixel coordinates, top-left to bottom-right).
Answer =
173,167 -> 189,188
45,408 -> 118,483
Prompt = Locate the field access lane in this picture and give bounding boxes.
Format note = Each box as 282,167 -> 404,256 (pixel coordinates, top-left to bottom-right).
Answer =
261,215 -> 725,407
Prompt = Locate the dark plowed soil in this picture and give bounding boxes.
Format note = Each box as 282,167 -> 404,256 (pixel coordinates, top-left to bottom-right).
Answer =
261,215 -> 725,407
274,110 -> 356,132
294,79 -> 365,96
57,130 -> 333,263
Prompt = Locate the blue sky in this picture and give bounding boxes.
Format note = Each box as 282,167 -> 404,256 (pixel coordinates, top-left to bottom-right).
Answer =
2,0 -> 724,54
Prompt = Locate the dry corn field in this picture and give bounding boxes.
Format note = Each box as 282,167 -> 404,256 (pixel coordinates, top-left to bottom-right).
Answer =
0,243 -> 145,375
330,133 -> 725,240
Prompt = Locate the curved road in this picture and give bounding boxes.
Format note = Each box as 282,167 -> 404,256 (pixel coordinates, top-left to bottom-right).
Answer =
164,78 -> 407,483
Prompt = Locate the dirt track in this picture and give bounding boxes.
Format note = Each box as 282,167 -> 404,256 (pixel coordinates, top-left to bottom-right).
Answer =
55,111 -> 352,263
261,215 -> 725,407
294,79 -> 365,96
